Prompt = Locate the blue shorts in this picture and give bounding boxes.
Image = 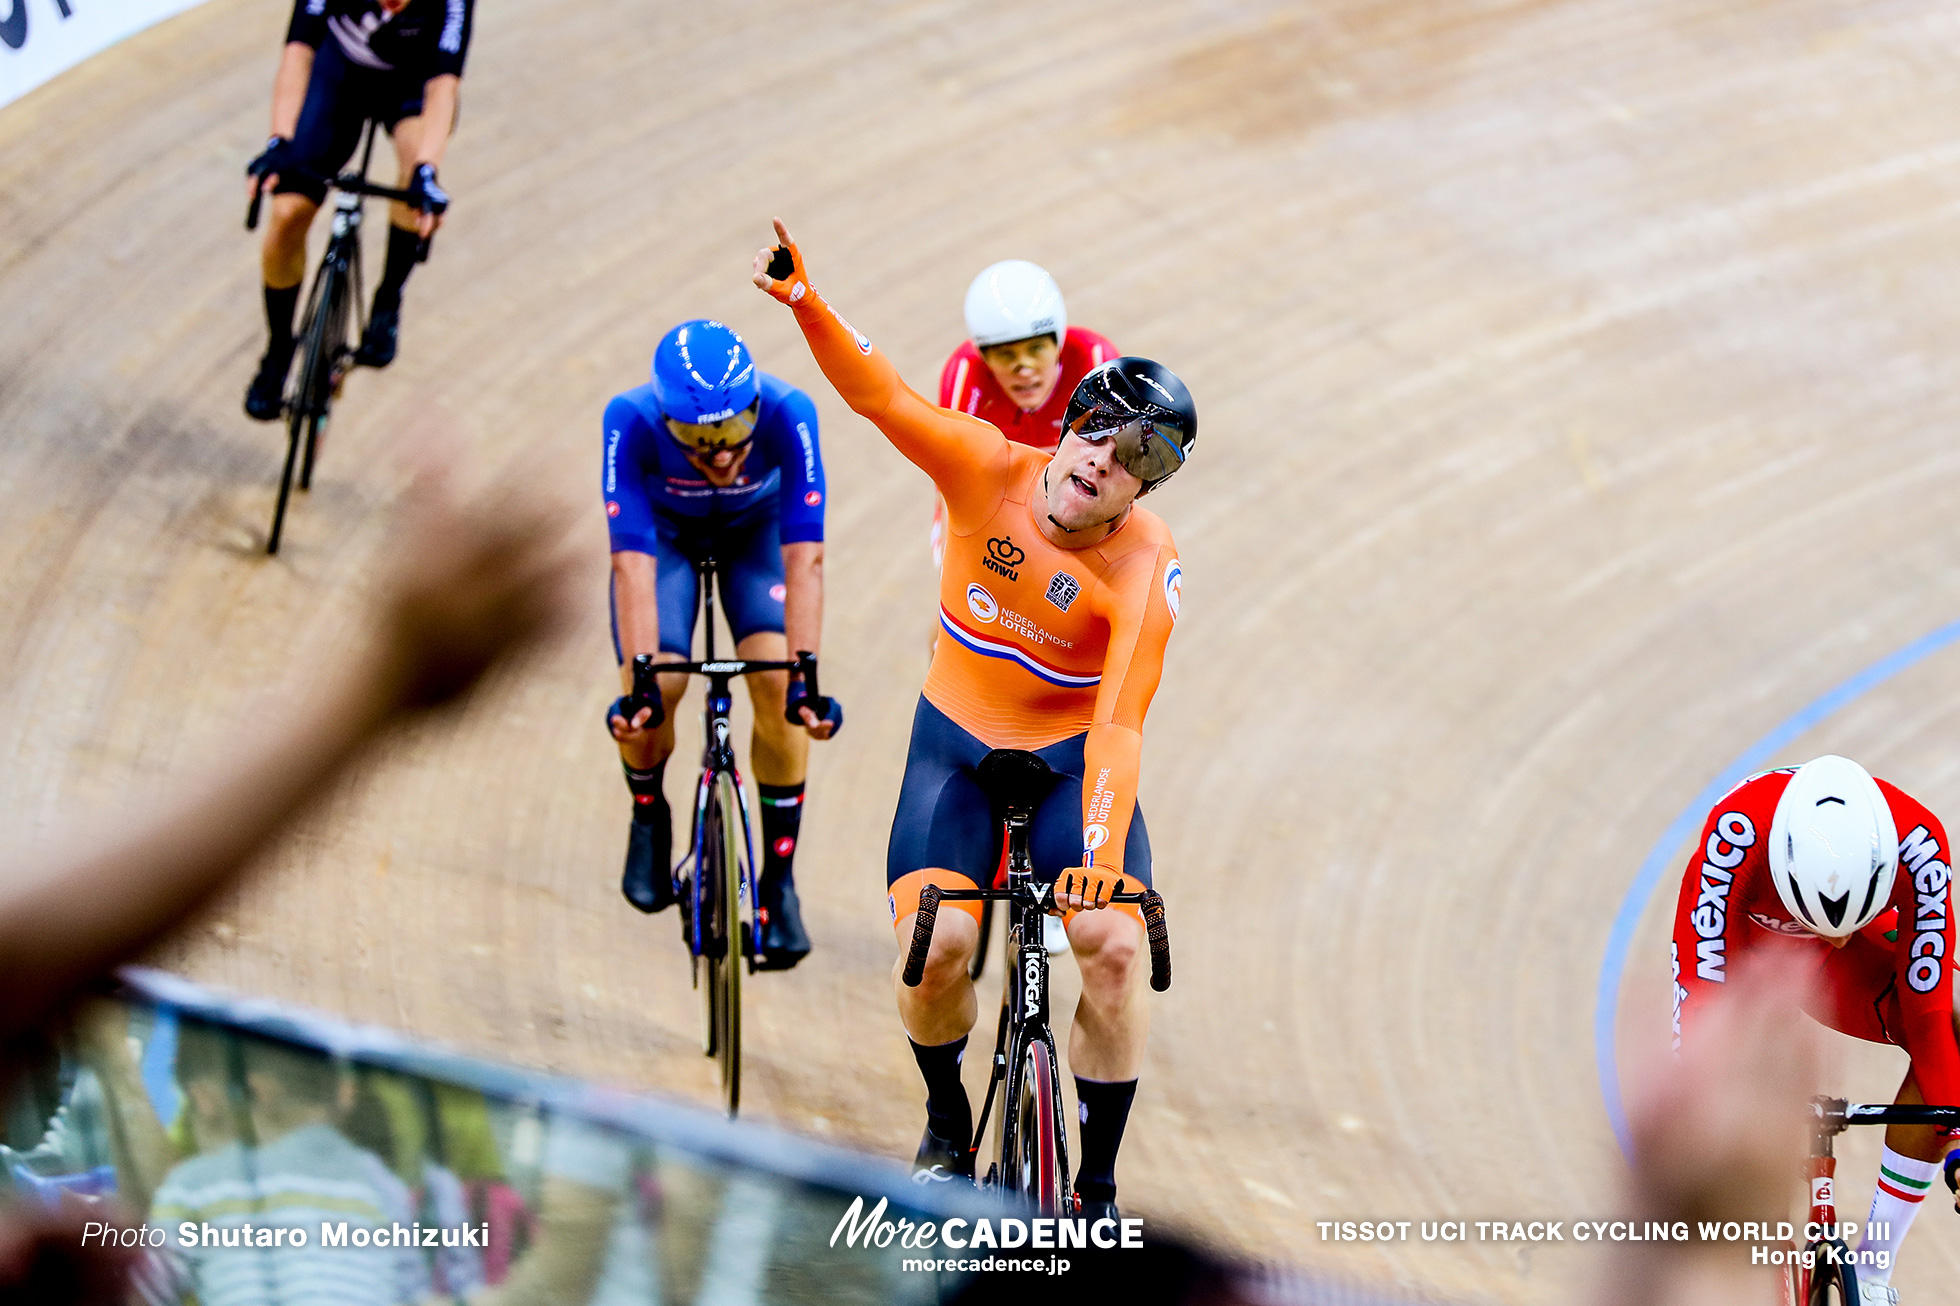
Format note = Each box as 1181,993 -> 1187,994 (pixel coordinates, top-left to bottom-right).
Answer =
276,38 -> 425,206
610,514 -> 786,661
885,698 -> 1150,928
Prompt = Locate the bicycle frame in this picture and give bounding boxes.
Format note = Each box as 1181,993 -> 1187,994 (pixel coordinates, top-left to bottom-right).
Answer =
902,765 -> 1169,1209
1783,1096 -> 1960,1304
624,552 -> 817,1115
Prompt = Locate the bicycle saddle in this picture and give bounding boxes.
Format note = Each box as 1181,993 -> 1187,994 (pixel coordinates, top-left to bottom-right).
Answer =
975,749 -> 1057,817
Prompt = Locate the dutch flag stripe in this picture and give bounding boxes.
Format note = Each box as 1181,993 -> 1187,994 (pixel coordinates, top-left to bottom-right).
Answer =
938,609 -> 1100,688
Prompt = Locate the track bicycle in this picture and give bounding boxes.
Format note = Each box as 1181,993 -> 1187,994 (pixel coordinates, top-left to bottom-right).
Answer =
620,552 -> 824,1118
901,748 -> 1170,1212
1782,1096 -> 1960,1305
245,119 -> 427,555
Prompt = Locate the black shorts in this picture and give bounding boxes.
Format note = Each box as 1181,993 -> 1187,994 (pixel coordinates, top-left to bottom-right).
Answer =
884,697 -> 1151,930
275,38 -> 424,205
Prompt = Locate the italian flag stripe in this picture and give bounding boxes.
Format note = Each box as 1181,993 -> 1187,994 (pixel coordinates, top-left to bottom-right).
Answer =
1880,1164 -> 1934,1191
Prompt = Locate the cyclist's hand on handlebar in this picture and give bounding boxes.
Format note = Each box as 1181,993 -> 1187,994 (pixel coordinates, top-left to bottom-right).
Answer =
607,695 -> 664,739
751,218 -> 810,304
406,163 -> 449,238
246,135 -> 294,197
1055,867 -> 1126,913
785,678 -> 841,740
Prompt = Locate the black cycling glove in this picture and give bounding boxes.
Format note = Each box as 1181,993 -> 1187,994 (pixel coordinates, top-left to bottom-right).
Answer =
785,678 -> 842,734
247,135 -> 295,181
406,163 -> 449,215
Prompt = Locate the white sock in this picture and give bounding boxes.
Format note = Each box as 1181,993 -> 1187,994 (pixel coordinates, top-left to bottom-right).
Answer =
1858,1146 -> 1940,1285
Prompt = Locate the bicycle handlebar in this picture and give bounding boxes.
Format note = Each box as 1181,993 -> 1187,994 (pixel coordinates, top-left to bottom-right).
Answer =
1813,1097 -> 1960,1130
901,882 -> 1171,992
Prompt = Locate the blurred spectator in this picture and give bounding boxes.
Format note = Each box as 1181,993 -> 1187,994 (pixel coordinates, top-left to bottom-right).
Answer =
0,455 -> 575,1303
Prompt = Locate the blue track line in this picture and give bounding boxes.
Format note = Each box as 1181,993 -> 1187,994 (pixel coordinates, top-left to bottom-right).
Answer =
1595,616 -> 1960,1158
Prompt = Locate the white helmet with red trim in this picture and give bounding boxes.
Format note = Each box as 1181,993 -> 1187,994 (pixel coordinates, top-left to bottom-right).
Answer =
964,260 -> 1067,347
1768,755 -> 1899,938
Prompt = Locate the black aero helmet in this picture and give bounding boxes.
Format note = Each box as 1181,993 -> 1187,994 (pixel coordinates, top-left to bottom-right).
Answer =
1061,357 -> 1197,493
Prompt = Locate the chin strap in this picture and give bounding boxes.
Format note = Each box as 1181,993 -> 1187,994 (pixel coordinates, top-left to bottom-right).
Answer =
1041,468 -> 1128,541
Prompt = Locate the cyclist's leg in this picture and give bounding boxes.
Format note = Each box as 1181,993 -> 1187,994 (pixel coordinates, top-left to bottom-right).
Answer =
360,82 -> 437,363
1030,740 -> 1152,1205
888,699 -> 995,1158
610,528 -> 696,912
252,43 -> 362,413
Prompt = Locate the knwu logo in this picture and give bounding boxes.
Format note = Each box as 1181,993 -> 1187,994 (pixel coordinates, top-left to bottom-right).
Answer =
984,536 -> 1023,581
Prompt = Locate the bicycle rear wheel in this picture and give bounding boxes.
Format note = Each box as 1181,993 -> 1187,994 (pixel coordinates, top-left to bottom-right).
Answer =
700,773 -> 744,1116
1007,1038 -> 1064,1213
268,264 -> 336,555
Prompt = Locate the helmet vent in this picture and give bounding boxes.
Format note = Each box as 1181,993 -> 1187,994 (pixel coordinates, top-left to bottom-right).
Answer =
1788,876 -> 1818,927
1818,890 -> 1849,929
1817,796 -> 1846,807
1856,872 -> 1884,925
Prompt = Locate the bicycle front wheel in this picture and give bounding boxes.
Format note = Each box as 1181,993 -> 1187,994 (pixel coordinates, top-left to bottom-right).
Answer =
268,264 -> 336,554
300,252 -> 352,492
700,772 -> 744,1116
1007,1038 -> 1064,1213
1805,1243 -> 1857,1306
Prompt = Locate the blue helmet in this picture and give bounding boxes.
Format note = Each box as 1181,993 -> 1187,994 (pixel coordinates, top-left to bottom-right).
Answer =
650,320 -> 760,424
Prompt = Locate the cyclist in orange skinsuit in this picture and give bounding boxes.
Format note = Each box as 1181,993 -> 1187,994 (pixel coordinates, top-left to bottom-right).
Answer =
754,220 -> 1195,1218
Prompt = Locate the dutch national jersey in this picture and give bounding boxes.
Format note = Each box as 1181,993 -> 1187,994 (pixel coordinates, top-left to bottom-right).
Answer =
602,373 -> 826,551
1669,768 -> 1960,1108
287,0 -> 473,80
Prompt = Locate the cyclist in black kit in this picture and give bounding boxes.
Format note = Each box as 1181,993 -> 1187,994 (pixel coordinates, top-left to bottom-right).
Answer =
243,0 -> 474,420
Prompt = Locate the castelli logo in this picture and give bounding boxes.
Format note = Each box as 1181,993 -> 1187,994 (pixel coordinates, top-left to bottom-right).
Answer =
805,490 -> 822,506
606,501 -> 620,518
769,584 -> 787,602
774,836 -> 795,857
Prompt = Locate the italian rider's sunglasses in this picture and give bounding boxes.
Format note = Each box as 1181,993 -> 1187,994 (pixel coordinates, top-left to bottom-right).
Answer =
1066,405 -> 1188,485
665,402 -> 760,458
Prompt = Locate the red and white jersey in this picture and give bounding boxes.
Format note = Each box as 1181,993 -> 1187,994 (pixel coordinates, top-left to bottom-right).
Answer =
1670,768 -> 1960,1106
936,326 -> 1118,452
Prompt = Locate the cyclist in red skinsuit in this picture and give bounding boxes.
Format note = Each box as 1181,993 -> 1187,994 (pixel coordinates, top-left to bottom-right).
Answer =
930,264 -> 1116,570
1670,759 -> 1960,1298
753,220 -> 1193,1216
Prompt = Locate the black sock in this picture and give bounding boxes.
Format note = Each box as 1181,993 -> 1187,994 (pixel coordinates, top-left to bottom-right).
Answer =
1073,1077 -> 1137,1203
758,781 -> 805,887
264,283 -> 300,350
623,758 -> 668,824
373,223 -> 421,313
909,1036 -> 971,1146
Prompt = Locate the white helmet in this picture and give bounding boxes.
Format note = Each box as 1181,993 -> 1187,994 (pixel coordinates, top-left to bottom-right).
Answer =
1768,755 -> 1899,938
964,260 -> 1067,347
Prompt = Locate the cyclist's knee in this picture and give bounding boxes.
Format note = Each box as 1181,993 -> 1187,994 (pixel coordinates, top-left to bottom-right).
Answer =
1069,914 -> 1142,995
898,914 -> 976,1000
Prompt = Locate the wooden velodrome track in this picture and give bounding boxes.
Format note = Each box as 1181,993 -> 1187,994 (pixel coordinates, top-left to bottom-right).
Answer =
10,0 -> 1960,1299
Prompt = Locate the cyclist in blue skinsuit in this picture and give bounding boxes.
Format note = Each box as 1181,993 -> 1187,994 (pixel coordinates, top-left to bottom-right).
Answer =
603,320 -> 842,969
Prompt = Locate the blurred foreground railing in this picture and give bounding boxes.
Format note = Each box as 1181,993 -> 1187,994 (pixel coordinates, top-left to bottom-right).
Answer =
0,968 -> 1461,1306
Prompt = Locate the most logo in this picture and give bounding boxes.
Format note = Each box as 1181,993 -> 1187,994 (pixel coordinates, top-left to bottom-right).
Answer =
966,584 -> 998,623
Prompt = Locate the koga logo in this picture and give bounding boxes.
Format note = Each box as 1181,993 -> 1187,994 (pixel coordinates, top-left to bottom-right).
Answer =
1082,823 -> 1109,852
1748,912 -> 1811,937
1022,953 -> 1043,1016
1045,571 -> 1080,613
1163,559 -> 1182,622
984,536 -> 1024,581
1901,825 -> 1949,994
1690,810 -> 1755,982
966,584 -> 998,623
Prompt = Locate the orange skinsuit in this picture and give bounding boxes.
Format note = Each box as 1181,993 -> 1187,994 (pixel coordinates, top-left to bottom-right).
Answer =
761,245 -> 1179,906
